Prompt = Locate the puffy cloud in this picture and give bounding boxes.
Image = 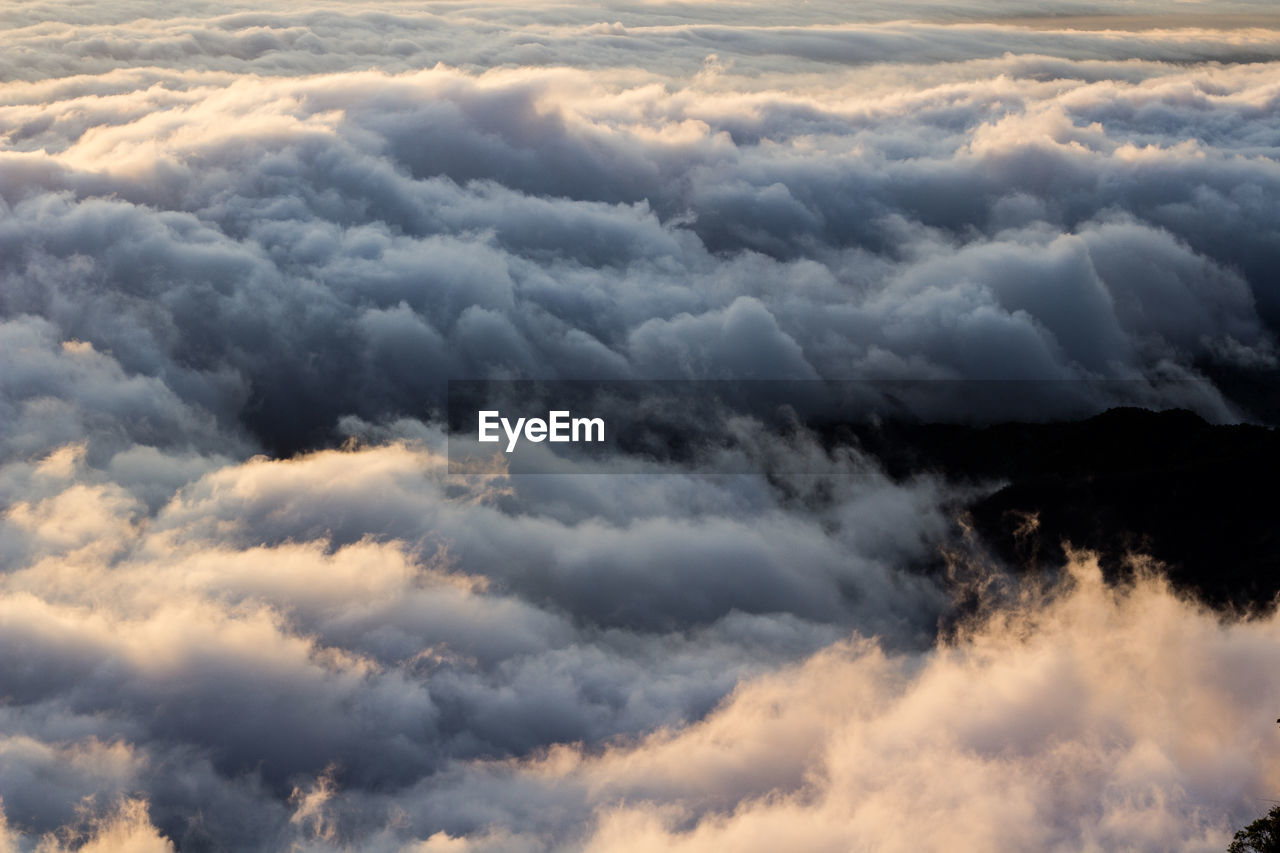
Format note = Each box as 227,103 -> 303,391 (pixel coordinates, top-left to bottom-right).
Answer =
3,58 -> 1277,453
0,440 -> 947,841
311,556 -> 1280,852
3,1 -> 1280,849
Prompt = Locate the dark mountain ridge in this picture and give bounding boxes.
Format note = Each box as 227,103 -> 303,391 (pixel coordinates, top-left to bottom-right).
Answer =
824,407 -> 1280,610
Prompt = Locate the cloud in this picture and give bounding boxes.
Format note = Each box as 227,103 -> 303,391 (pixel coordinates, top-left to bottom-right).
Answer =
3,1 -> 1280,849
298,555 -> 1280,852
0,439 -> 948,841
5,2 -> 1280,81
3,58 -> 1277,455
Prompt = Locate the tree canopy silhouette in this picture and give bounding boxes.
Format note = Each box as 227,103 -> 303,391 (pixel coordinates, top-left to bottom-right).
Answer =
1230,806 -> 1280,853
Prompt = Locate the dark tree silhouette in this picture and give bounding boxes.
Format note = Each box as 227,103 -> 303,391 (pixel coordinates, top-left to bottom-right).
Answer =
1230,806 -> 1280,853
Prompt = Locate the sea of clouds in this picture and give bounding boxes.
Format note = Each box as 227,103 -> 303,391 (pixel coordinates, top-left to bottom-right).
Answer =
3,1 -> 1280,850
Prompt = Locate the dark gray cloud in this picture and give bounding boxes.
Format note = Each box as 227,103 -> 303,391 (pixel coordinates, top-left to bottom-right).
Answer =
3,2 -> 1280,850
4,58 -> 1277,454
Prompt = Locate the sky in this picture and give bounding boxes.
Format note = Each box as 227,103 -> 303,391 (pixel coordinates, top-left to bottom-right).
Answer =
2,1 -> 1280,851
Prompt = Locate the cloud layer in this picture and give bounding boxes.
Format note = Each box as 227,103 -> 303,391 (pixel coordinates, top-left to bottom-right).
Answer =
3,1 -> 1280,850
